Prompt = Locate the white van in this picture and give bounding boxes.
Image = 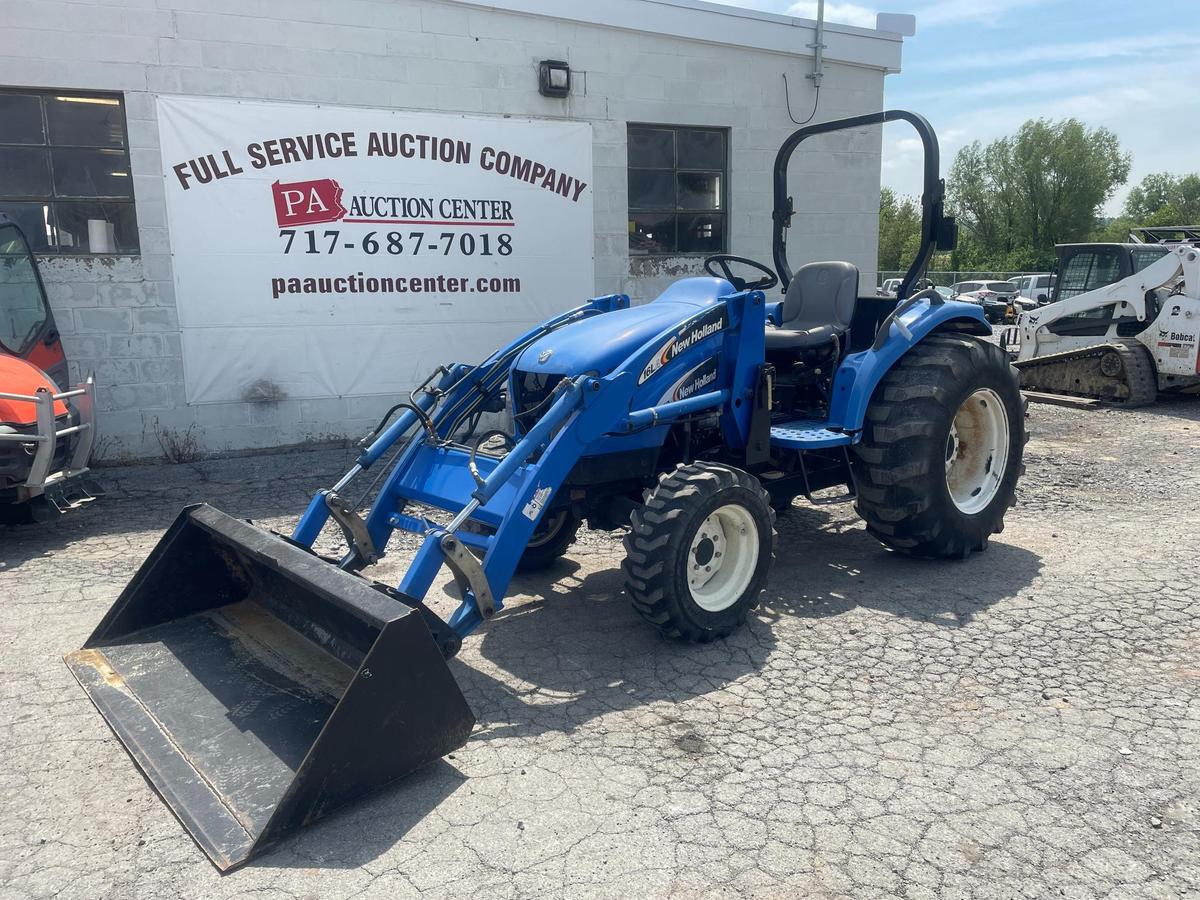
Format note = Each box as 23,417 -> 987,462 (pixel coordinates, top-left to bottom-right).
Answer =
1008,273 -> 1055,307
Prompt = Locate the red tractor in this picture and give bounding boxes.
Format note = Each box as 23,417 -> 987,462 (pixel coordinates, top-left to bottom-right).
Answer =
0,213 -> 97,518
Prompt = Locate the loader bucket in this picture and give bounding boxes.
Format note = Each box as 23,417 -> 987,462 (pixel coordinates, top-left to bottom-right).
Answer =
64,504 -> 475,872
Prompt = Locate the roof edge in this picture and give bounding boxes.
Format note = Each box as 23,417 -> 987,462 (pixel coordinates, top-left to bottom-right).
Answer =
447,0 -> 906,73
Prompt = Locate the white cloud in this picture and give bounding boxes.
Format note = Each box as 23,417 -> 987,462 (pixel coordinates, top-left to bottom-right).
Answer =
881,56 -> 1200,214
915,0 -> 1050,28
921,31 -> 1200,71
785,1 -> 879,28
783,0 -> 1056,31
901,57 -> 1181,104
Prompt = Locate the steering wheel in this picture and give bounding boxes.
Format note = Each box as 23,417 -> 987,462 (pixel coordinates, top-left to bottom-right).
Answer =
703,255 -> 779,292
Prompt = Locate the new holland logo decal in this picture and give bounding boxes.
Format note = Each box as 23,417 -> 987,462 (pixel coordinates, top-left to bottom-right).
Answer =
637,306 -> 727,385
659,356 -> 720,404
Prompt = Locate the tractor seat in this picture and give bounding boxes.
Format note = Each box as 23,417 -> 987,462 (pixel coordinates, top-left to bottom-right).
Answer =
765,261 -> 859,351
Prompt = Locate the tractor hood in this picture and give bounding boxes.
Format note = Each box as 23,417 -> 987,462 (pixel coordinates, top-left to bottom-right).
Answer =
517,277 -> 734,377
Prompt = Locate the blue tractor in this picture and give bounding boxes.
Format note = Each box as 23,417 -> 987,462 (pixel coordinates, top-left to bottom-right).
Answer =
66,111 -> 1026,870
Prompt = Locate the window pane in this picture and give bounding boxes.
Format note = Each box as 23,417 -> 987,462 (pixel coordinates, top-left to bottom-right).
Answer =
54,201 -> 139,253
1131,248 -> 1168,272
0,148 -> 52,197
1060,251 -> 1121,299
46,95 -> 126,148
628,128 -> 674,169
0,203 -> 54,253
1084,251 -> 1121,291
0,94 -> 45,145
677,172 -> 721,210
628,170 -> 675,209
678,214 -> 724,254
629,213 -> 675,255
677,129 -> 723,169
50,148 -> 133,198
0,224 -> 49,354
626,125 -> 728,255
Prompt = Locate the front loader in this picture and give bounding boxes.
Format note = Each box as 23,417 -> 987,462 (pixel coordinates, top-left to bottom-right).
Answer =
66,110 -> 1028,871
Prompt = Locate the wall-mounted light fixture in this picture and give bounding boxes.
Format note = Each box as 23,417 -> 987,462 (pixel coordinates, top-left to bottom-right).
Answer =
538,60 -> 571,98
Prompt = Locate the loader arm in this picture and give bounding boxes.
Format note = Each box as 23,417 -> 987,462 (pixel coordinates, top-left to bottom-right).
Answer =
1013,247 -> 1194,360
341,290 -> 764,640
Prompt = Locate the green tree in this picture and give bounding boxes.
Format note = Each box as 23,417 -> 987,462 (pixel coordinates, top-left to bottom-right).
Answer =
877,187 -> 922,271
947,118 -> 1130,269
1123,171 -> 1200,223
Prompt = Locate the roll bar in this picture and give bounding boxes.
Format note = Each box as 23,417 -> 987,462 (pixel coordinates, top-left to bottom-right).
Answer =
771,109 -> 957,300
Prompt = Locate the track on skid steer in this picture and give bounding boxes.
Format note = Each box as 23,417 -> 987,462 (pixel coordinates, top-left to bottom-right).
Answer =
65,504 -> 474,872
1012,338 -> 1158,406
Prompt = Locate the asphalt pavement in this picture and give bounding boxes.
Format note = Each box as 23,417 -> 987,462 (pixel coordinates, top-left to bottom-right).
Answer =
1,398 -> 1198,898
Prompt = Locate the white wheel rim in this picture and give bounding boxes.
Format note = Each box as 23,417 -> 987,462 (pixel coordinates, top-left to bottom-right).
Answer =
687,503 -> 760,612
945,387 -> 1010,515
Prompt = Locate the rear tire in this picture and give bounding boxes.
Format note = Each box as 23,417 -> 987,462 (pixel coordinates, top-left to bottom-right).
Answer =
623,463 -> 776,642
852,333 -> 1027,559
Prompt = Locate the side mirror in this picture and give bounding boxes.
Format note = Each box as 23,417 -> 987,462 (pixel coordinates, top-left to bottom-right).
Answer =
1036,293 -> 1048,303
935,215 -> 958,251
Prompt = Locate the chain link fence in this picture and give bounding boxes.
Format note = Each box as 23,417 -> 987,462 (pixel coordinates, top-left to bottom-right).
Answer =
877,271 -> 1047,289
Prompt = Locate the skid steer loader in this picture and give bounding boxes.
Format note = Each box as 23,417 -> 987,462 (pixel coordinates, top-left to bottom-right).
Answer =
66,110 -> 1028,871
1000,240 -> 1200,405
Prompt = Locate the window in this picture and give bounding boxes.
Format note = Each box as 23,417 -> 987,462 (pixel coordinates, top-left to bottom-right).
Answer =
628,125 -> 727,256
0,89 -> 138,254
1131,247 -> 1169,273
0,221 -> 49,354
1058,249 -> 1121,299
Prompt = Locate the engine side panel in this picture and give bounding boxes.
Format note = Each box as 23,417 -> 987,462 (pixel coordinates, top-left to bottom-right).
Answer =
1148,294 -> 1200,377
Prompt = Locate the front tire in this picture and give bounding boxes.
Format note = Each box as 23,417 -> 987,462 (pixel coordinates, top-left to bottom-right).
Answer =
516,508 -> 581,572
852,333 -> 1027,558
623,463 -> 776,642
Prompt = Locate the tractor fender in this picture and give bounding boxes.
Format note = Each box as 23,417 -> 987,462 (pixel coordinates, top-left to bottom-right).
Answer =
827,299 -> 988,433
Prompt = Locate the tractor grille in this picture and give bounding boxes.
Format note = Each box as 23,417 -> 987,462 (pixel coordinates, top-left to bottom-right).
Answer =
512,371 -> 564,426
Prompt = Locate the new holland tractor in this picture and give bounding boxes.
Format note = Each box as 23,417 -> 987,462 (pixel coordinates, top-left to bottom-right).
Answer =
66,111 -> 1027,870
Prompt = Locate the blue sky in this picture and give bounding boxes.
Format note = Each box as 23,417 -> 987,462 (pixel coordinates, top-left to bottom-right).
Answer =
723,0 -> 1200,214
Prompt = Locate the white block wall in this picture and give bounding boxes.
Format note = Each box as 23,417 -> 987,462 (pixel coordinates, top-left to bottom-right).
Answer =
0,0 -> 891,459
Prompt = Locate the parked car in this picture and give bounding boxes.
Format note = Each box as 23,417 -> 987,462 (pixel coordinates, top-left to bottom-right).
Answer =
950,280 -> 1019,324
878,277 -> 902,297
1008,273 -> 1055,307
933,285 -> 954,300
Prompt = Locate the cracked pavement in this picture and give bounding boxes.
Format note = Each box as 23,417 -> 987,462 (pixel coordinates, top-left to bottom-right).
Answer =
1,398 -> 1198,898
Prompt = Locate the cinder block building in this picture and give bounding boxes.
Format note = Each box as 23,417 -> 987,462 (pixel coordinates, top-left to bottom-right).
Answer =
0,0 -> 907,457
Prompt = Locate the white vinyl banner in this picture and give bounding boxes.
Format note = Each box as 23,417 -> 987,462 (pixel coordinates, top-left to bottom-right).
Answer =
157,96 -> 594,404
